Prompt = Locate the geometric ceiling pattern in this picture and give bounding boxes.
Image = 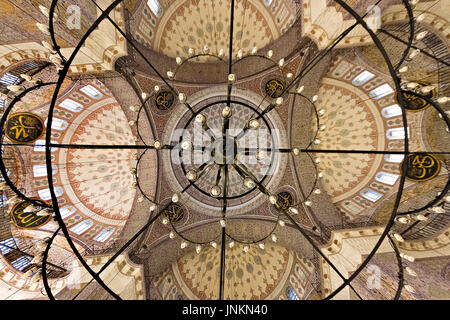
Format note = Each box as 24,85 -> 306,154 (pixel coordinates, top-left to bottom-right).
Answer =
0,0 -> 449,304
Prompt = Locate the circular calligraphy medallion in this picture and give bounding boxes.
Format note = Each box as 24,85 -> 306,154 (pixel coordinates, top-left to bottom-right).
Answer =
162,203 -> 185,224
10,200 -> 51,230
397,81 -> 436,112
402,153 -> 441,182
5,113 -> 44,144
265,78 -> 285,98
275,191 -> 294,211
153,89 -> 175,111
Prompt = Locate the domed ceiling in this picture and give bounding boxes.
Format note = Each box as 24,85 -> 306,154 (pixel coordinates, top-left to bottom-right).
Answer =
132,0 -> 296,59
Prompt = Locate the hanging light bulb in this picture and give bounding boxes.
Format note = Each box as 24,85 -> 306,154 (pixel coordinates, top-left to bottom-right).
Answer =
167,71 -> 174,79
162,217 -> 169,225
304,201 -> 312,207
129,105 -> 138,112
229,241 -> 235,249
312,95 -> 319,102
430,206 -> 445,213
218,48 -> 224,58
406,82 -> 419,89
405,266 -> 417,277
237,49 -> 243,59
313,139 -> 321,145
141,92 -> 149,100
267,50 -> 273,58
180,241 -> 188,249
219,219 -> 226,228
318,172 -> 324,178
195,245 -> 202,254
181,141 -> 191,150
320,125 -> 326,131
153,85 -> 160,93
41,40 -> 54,52
186,170 -> 197,181
275,97 -> 284,105
296,86 -> 304,94
416,13 -> 425,22
269,195 -> 277,205
188,48 -> 195,56
416,31 -> 428,41
406,255 -> 415,262
256,151 -> 266,160
243,177 -> 255,189
49,54 -> 62,66
7,85 -> 23,92
318,109 -> 325,116
138,196 -> 145,203
404,284 -> 416,293
228,73 -> 236,83
398,66 -> 409,73
251,46 -> 258,54
210,186 -> 222,197
169,231 -> 175,239
176,57 -> 183,65
420,85 -> 435,94
154,141 -> 161,149
286,72 -> 293,79
278,220 -> 285,227
278,58 -> 284,67
409,49 -> 420,59
392,233 -> 404,242
20,74 -> 32,82
437,97 -> 449,103
289,207 -> 299,215
128,120 -> 136,126
172,193 -> 180,203
222,106 -> 231,118
397,217 -> 409,224
243,245 -> 249,253
150,204 -> 157,212
314,158 -> 321,164
36,208 -> 52,216
313,189 -> 321,194
248,119 -> 260,129
195,114 -> 206,123
271,234 -> 277,242
416,214 -> 428,221
202,45 -> 210,54
36,23 -> 49,34
292,148 -> 300,155
258,243 -> 265,250
210,241 -> 217,249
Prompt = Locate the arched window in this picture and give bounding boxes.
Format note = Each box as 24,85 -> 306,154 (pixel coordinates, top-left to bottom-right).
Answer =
384,154 -> 404,163
45,117 -> 68,131
0,195 -> 7,208
34,140 -> 58,152
59,98 -> 84,112
33,164 -> 57,177
286,286 -> 299,300
375,172 -> 399,185
38,186 -> 63,200
147,0 -> 162,17
0,73 -> 20,86
360,188 -> 383,202
93,227 -> 114,242
0,237 -> 17,255
0,168 -> 10,182
352,70 -> 375,86
80,85 -> 103,99
386,127 -> 409,140
60,205 -> 76,219
11,256 -> 31,271
70,220 -> 94,235
381,105 -> 402,118
263,0 -> 273,6
369,84 -> 394,99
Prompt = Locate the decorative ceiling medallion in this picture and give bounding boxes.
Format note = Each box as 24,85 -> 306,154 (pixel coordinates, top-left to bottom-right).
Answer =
153,89 -> 175,111
10,200 -> 51,230
276,191 -> 294,211
402,153 -> 441,182
5,112 -> 44,144
397,81 -> 436,112
163,203 -> 185,224
265,78 -> 286,98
